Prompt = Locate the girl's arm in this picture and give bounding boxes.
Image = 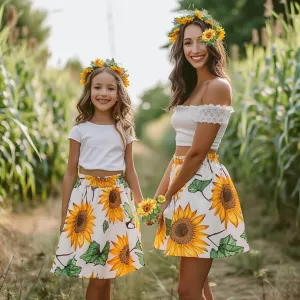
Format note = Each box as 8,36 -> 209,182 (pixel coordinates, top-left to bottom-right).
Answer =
163,79 -> 232,205
153,157 -> 174,199
60,139 -> 80,231
124,142 -> 143,204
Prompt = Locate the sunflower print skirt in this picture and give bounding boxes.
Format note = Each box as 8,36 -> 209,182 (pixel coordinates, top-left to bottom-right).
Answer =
154,154 -> 250,258
50,174 -> 144,279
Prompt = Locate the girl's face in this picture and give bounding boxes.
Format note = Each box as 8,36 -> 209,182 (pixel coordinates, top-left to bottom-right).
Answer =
183,24 -> 209,69
90,71 -> 118,111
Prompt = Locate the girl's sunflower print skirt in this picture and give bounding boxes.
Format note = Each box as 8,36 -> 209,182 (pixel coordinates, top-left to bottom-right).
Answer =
154,154 -> 250,258
50,174 -> 144,279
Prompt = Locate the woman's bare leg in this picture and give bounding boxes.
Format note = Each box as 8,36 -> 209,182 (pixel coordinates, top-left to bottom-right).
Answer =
178,257 -> 213,300
86,278 -> 111,300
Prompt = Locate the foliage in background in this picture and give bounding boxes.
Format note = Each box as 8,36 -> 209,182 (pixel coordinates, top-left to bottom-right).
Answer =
0,2 -> 79,206
220,2 -> 300,231
1,0 -> 50,45
135,84 -> 170,138
174,0 -> 293,54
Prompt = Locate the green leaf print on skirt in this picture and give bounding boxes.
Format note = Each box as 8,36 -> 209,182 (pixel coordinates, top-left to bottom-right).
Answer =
55,257 -> 81,277
188,179 -> 212,193
165,218 -> 172,236
135,252 -> 145,266
210,235 -> 244,258
103,220 -> 109,233
80,241 -> 110,266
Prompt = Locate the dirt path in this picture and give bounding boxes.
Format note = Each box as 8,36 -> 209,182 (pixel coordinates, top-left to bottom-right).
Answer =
1,143 -> 300,300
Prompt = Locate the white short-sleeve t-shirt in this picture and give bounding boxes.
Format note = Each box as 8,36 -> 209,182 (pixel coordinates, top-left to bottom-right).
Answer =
68,122 -> 136,171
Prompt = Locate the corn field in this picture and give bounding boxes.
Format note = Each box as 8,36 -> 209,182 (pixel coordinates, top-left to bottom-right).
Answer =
0,3 -> 79,206
219,2 -> 300,230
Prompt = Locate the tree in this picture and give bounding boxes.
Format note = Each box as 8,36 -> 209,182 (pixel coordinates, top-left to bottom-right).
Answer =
135,84 -> 171,138
176,0 -> 294,53
1,0 -> 50,46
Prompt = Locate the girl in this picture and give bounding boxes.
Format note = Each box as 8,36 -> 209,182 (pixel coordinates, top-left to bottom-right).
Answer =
50,58 -> 145,300
154,9 -> 250,300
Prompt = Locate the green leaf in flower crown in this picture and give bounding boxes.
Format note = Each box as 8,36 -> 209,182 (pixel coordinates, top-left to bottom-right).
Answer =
124,202 -> 134,219
188,179 -> 212,193
165,218 -> 172,236
103,220 -> 109,233
80,241 -> 110,266
210,235 -> 244,258
135,252 -> 145,266
54,257 -> 81,277
240,231 -> 248,242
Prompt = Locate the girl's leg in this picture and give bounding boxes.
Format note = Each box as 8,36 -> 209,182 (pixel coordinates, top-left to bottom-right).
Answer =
203,277 -> 214,300
86,278 -> 111,300
178,257 -> 213,300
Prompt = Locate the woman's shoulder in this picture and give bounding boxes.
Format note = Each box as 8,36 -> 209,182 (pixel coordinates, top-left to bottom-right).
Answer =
203,77 -> 232,106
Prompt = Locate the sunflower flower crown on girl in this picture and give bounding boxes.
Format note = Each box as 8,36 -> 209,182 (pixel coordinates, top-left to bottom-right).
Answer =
168,8 -> 226,46
137,195 -> 166,226
80,58 -> 130,87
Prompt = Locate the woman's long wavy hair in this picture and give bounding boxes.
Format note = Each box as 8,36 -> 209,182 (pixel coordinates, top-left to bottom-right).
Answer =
75,68 -> 135,146
168,18 -> 230,110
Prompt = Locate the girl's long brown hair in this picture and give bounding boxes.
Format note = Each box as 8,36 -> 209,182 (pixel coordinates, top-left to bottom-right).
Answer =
168,18 -> 230,110
75,68 -> 135,145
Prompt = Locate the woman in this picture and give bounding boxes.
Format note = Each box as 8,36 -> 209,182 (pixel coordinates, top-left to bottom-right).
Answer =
154,9 -> 250,300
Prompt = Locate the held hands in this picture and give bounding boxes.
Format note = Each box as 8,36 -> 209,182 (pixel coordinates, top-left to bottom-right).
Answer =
136,195 -> 170,226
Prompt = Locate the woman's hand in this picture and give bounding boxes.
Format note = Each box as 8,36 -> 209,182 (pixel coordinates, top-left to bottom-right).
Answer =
157,192 -> 172,226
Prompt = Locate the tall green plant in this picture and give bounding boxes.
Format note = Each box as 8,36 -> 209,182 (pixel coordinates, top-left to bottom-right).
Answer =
220,2 -> 300,230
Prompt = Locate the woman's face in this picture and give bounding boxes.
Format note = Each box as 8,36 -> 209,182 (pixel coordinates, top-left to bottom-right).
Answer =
183,24 -> 209,69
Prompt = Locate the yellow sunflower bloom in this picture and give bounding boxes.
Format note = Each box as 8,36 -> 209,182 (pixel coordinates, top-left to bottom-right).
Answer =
80,79 -> 86,86
154,219 -> 166,248
122,74 -> 130,87
99,186 -> 124,224
217,26 -> 226,41
110,65 -> 124,76
166,204 -> 209,256
157,195 -> 166,204
63,200 -> 96,250
207,153 -> 219,163
205,19 -> 214,27
168,28 -> 180,43
202,29 -> 216,42
176,16 -> 194,25
210,175 -> 243,229
195,9 -> 203,20
137,198 -> 157,217
108,234 -> 136,277
94,58 -> 104,68
85,175 -> 118,188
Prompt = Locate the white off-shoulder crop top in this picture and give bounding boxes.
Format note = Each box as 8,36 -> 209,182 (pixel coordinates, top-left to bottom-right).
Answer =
171,104 -> 234,150
68,122 -> 136,171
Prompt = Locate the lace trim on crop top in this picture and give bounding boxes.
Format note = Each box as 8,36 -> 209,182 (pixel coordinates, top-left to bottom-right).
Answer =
178,104 -> 234,124
171,104 -> 234,150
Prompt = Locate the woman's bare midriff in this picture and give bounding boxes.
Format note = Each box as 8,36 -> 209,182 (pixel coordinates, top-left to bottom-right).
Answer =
79,166 -> 123,178
175,146 -> 217,156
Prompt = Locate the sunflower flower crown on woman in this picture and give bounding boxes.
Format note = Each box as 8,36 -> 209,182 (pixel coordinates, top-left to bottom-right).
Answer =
137,195 -> 166,225
80,58 -> 130,88
168,8 -> 226,46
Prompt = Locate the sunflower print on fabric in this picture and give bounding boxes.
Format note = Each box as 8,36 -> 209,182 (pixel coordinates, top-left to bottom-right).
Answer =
99,186 -> 125,224
51,174 -> 144,279
62,200 -> 96,250
154,155 -> 250,258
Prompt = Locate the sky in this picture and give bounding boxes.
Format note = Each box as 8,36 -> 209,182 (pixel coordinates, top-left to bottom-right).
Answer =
32,0 -> 179,105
